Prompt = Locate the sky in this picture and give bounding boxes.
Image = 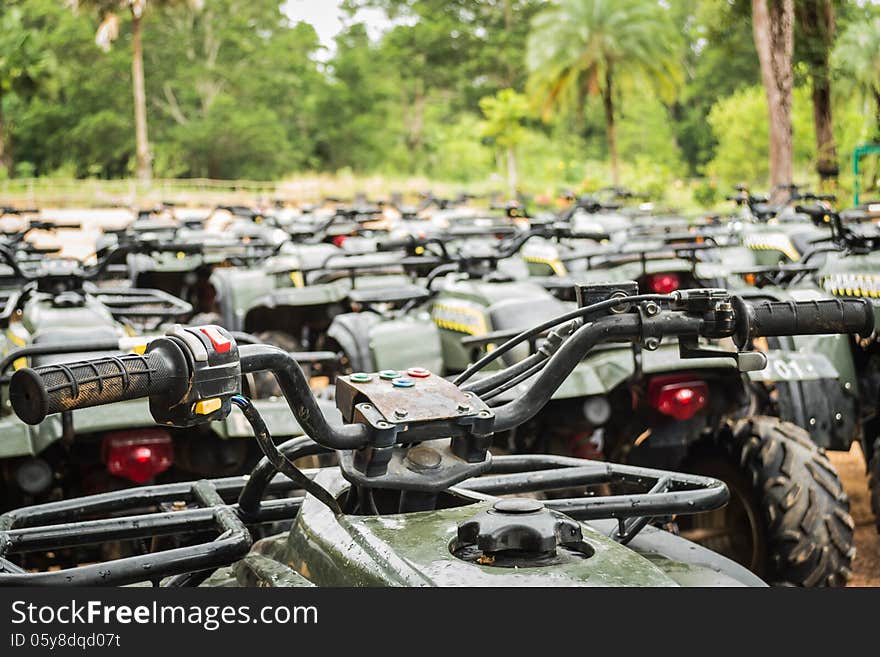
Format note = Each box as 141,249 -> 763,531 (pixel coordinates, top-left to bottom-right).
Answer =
281,0 -> 392,53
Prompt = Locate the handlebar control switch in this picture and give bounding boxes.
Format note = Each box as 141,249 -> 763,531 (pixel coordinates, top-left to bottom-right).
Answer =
149,324 -> 241,427
575,281 -> 638,313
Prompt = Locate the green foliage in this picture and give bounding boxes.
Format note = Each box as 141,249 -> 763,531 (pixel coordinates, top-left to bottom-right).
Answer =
706,86 -> 816,184
526,0 -> 683,114
479,89 -> 530,148
692,179 -> 719,208
832,16 -> 880,136
0,0 -> 874,192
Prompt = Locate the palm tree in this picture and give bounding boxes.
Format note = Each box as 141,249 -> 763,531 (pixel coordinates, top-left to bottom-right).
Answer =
832,17 -> 880,137
67,1 -> 199,182
526,0 -> 681,186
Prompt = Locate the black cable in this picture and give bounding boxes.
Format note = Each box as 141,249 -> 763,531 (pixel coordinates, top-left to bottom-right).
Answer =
237,436 -> 328,515
453,293 -> 670,386
463,350 -> 548,397
480,358 -> 548,403
231,395 -> 341,514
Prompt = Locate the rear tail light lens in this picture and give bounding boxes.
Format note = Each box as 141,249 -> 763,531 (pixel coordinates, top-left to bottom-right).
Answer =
332,235 -> 348,248
646,272 -> 680,294
102,429 -> 173,484
647,375 -> 708,420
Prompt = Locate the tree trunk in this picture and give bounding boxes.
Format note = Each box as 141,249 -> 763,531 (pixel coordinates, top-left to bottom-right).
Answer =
0,87 -> 10,174
506,144 -> 518,198
812,78 -> 838,180
874,86 -> 880,138
799,0 -> 838,181
602,66 -> 620,187
131,13 -> 152,183
752,0 -> 794,194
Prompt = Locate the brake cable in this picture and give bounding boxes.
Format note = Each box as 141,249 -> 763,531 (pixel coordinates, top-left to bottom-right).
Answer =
230,395 -> 341,514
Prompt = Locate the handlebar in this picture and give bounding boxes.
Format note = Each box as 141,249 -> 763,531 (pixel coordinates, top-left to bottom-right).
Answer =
8,295 -> 875,450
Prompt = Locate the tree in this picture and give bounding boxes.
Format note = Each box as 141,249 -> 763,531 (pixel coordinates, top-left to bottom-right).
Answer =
67,0 -> 199,182
832,17 -> 880,137
526,0 -> 682,186
796,0 -> 838,181
480,89 -> 530,196
0,3 -> 52,173
752,0 -> 795,191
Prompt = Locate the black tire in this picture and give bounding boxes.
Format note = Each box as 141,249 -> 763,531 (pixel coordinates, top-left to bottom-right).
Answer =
869,437 -> 880,534
681,416 -> 854,587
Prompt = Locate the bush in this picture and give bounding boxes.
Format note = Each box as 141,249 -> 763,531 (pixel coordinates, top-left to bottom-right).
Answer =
692,179 -> 719,207
706,85 -> 816,185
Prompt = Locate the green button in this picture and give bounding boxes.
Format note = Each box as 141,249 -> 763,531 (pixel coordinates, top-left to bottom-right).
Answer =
379,370 -> 400,380
350,373 -> 372,383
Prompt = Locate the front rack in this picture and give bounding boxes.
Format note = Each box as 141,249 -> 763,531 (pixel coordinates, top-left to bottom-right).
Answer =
0,448 -> 727,586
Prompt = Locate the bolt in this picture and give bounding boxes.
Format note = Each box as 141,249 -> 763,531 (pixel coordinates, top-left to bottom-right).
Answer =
844,382 -> 852,390
644,302 -> 660,317
394,408 -> 408,418
809,417 -> 817,426
644,337 -> 660,350
834,412 -> 843,422
457,402 -> 472,413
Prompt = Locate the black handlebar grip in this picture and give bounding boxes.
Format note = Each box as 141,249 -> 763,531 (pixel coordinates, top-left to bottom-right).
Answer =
376,236 -> 416,251
9,340 -> 189,425
746,298 -> 874,340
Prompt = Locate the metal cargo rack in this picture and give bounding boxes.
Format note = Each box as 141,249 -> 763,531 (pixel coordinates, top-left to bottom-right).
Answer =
0,442 -> 726,586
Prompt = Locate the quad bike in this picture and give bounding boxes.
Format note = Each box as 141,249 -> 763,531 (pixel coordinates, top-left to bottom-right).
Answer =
318,231 -> 861,584
1,289 -> 868,586
0,246 -> 325,510
777,202 -> 880,533
476,230 -> 867,585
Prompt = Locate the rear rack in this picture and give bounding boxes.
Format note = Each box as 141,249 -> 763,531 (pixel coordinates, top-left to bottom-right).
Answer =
87,285 -> 193,328
0,450 -> 727,586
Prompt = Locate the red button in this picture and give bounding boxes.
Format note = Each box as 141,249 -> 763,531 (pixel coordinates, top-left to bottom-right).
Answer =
407,367 -> 431,378
200,326 -> 232,353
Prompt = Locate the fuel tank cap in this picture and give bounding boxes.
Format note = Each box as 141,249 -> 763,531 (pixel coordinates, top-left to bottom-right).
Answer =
457,498 -> 583,555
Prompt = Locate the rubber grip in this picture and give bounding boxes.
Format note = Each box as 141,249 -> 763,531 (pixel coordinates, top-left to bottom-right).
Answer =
747,298 -> 874,339
376,236 -> 414,251
9,344 -> 186,425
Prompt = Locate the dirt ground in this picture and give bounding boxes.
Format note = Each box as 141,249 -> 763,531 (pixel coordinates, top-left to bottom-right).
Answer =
827,444 -> 879,586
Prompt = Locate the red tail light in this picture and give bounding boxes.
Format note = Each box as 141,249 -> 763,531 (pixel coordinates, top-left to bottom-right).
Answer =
647,375 -> 708,420
332,235 -> 348,247
102,429 -> 173,484
647,272 -> 680,294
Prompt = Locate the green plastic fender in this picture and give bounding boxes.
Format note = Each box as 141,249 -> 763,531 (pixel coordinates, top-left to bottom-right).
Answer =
368,315 -> 444,374
0,399 -> 156,458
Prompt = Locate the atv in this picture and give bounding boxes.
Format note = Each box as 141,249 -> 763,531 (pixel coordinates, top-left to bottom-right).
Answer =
2,288 -> 866,586
0,245 -> 327,510
469,226 -> 864,585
